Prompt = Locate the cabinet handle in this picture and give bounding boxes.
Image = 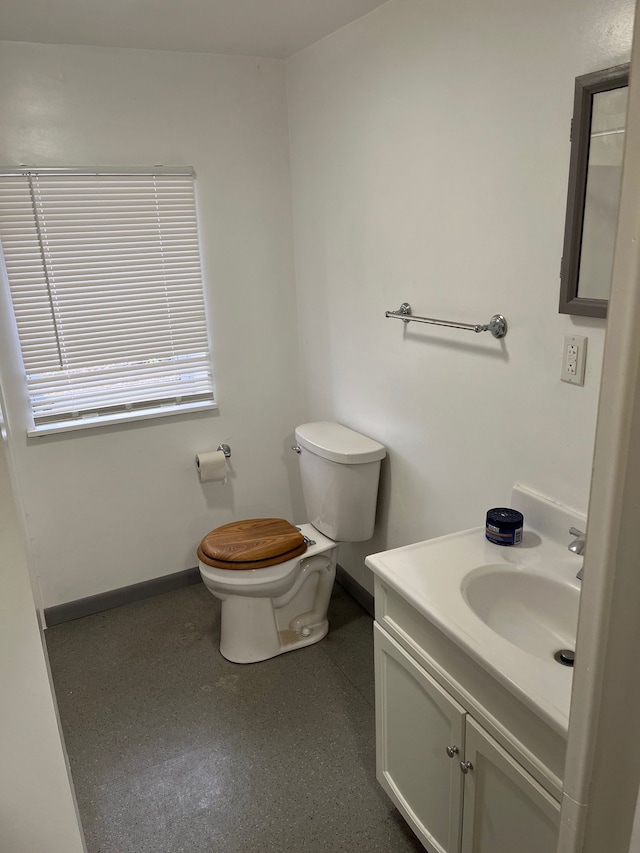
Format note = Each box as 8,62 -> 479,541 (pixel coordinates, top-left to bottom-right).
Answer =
446,745 -> 459,758
460,761 -> 474,774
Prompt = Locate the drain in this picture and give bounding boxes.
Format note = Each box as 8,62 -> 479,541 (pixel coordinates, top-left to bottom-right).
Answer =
554,649 -> 575,667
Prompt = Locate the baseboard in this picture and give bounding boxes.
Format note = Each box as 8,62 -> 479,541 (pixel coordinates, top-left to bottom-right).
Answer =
336,564 -> 374,617
45,562 -> 372,628
44,567 -> 202,627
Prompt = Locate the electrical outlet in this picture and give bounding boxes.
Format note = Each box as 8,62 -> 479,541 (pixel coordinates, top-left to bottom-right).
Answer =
561,335 -> 587,386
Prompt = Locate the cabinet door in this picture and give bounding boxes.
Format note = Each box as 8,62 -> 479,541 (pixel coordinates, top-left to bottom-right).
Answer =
461,717 -> 560,853
374,624 -> 465,853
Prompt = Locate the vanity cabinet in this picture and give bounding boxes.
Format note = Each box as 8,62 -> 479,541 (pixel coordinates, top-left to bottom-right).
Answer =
375,625 -> 464,851
374,624 -> 561,853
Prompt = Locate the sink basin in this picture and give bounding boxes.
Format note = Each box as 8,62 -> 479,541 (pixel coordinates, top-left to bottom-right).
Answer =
461,565 -> 580,660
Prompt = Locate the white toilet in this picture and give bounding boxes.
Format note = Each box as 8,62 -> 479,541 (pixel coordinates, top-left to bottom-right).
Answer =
198,421 -> 386,663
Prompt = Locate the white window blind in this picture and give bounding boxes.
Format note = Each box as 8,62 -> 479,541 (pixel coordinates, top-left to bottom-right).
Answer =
0,168 -> 214,434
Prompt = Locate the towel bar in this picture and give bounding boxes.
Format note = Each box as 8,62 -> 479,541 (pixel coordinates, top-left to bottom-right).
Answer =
385,303 -> 507,339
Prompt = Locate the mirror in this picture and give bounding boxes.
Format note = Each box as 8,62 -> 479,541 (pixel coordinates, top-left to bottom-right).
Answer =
559,63 -> 629,318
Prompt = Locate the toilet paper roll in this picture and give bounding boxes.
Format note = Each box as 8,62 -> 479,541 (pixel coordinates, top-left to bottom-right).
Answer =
195,450 -> 228,483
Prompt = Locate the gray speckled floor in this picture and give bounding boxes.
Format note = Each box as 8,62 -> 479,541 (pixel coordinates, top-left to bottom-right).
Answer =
46,582 -> 423,853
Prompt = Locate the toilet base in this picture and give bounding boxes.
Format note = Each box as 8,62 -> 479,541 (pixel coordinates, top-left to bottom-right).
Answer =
219,593 -> 330,663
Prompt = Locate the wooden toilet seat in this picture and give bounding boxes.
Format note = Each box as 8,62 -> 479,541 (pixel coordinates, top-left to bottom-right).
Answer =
197,518 -> 307,570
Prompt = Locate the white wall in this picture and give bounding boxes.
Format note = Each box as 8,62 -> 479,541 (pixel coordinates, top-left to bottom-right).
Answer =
0,41 -> 303,609
287,0 -> 635,591
0,414 -> 86,851
0,0 -> 635,609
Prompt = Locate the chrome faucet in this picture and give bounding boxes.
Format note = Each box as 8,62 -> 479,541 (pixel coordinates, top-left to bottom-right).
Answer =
568,527 -> 586,580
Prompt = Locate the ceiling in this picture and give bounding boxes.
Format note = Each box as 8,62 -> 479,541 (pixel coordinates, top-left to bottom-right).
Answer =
0,0 -> 389,59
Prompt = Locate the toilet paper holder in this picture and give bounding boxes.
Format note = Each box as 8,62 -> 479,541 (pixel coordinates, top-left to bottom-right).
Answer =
217,443 -> 231,458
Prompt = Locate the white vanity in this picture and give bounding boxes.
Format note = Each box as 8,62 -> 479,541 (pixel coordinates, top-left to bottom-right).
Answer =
365,486 -> 585,853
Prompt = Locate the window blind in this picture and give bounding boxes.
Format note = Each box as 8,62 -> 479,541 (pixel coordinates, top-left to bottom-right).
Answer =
0,169 -> 214,432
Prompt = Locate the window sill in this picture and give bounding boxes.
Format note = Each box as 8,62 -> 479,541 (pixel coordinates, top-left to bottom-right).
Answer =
27,400 -> 218,437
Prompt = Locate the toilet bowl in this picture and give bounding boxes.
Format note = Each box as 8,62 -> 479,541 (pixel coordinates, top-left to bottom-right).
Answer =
200,523 -> 338,663
198,422 -> 386,664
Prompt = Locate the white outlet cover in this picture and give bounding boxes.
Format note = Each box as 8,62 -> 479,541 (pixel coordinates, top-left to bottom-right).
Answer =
561,334 -> 587,386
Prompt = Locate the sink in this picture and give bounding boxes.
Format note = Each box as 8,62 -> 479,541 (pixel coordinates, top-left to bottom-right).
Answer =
365,484 -> 588,734
461,565 -> 580,660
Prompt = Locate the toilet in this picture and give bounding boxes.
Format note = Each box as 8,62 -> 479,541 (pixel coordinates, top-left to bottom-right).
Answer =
198,421 -> 386,663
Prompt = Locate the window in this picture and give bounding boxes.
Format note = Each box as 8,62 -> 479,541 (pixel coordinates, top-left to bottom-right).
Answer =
0,168 -> 215,435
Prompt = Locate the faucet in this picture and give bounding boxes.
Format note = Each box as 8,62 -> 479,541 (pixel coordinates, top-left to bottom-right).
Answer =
568,527 -> 586,580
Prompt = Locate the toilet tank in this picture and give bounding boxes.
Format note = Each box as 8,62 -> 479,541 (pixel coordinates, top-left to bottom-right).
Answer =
294,422 -> 386,542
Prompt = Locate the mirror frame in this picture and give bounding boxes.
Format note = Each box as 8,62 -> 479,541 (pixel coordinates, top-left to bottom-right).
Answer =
559,63 -> 629,318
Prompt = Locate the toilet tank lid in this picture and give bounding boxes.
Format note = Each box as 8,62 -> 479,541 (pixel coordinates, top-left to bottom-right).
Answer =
295,422 -> 386,465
